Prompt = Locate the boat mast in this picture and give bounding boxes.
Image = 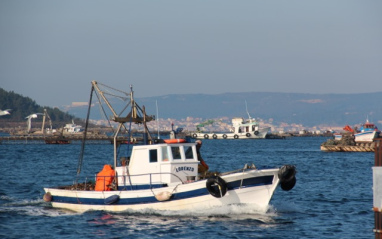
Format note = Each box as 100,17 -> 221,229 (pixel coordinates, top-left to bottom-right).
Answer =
91,81 -> 119,118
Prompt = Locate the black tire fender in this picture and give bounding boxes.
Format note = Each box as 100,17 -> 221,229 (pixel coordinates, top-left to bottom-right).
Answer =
254,131 -> 259,136
206,176 -> 227,198
278,165 -> 297,191
192,133 -> 198,138
212,134 -> 217,139
204,134 -> 209,139
280,177 -> 296,191
246,133 -> 251,137
234,134 -> 239,139
223,134 -> 227,139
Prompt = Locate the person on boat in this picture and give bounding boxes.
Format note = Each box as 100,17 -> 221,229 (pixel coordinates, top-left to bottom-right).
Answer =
95,164 -> 115,191
195,140 -> 209,174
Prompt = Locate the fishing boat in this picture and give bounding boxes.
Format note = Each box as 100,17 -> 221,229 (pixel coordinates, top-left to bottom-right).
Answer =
63,120 -> 84,134
43,81 -> 296,213
334,119 -> 380,142
191,117 -> 270,140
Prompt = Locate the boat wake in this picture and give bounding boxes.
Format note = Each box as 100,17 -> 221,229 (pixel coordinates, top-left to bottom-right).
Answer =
0,197 -> 80,217
113,203 -> 277,219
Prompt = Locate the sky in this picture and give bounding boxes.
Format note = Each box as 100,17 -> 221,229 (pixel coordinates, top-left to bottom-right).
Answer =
1,0 -> 382,108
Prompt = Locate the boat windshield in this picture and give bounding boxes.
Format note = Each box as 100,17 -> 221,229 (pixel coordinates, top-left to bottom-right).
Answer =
171,146 -> 181,160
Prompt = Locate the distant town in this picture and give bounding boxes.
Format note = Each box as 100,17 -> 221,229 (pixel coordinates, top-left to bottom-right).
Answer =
88,116 -> 339,136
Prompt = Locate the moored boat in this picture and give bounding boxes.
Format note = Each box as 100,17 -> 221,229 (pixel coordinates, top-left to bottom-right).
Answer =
43,81 -> 296,213
63,120 -> 84,134
191,117 -> 270,140
334,119 -> 380,142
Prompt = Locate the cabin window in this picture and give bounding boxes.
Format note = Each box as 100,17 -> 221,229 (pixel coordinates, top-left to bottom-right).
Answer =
185,146 -> 194,159
161,147 -> 169,161
149,149 -> 158,163
171,146 -> 181,160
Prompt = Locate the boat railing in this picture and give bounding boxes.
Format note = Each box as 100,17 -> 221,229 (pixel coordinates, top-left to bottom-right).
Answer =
220,163 -> 257,176
75,172 -> 187,191
115,172 -> 185,190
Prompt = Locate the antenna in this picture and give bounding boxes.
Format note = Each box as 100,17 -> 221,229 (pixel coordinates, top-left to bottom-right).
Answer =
245,100 -> 252,119
156,100 -> 160,139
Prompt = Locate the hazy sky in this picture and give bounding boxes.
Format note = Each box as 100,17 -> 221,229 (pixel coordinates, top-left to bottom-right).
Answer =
1,0 -> 381,108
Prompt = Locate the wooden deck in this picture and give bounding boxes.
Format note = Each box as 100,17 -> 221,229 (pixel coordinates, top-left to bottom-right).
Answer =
320,141 -> 376,152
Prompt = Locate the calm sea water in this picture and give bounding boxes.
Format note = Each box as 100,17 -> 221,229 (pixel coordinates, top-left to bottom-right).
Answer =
0,137 -> 374,238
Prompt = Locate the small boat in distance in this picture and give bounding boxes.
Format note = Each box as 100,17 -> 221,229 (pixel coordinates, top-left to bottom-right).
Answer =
192,101 -> 270,140
43,81 -> 296,213
63,120 -> 84,134
192,117 -> 270,140
334,118 -> 380,142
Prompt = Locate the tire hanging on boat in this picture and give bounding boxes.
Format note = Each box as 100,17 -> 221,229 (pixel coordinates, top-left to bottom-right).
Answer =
192,133 -> 198,138
278,165 -> 297,191
246,133 -> 251,137
213,134 -> 217,139
223,134 -> 227,139
204,134 -> 209,139
280,176 -> 296,191
254,131 -> 259,136
206,176 -> 227,198
234,134 -> 239,139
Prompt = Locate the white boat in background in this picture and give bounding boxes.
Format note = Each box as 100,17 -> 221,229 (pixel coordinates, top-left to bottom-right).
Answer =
334,119 -> 380,142
43,81 -> 296,213
63,120 -> 83,134
354,119 -> 380,142
192,117 -> 270,140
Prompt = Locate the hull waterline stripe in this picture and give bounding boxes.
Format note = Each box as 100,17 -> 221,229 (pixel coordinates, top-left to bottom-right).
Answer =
50,176 -> 274,206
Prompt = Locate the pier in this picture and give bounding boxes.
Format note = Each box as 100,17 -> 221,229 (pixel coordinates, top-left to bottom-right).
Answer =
320,142 -> 376,152
373,139 -> 382,238
0,134 -> 133,144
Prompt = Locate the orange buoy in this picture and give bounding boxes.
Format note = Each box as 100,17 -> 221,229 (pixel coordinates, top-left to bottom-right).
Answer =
163,139 -> 187,144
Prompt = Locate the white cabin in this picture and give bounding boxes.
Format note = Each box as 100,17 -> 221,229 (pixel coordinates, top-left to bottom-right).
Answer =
231,117 -> 260,134
115,142 -> 199,188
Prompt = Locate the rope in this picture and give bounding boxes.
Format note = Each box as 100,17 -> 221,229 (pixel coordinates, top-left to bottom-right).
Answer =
75,85 -> 94,183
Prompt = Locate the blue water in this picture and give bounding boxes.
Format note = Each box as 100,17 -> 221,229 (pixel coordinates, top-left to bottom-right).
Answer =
0,137 -> 374,238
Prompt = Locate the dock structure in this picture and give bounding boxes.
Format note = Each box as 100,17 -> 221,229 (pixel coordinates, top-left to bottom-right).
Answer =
0,134 -> 135,144
320,142 -> 376,152
374,139 -> 382,238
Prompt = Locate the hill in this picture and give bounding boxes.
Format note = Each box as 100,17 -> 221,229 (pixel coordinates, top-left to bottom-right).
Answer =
0,88 -> 78,128
145,92 -> 382,127
2,87 -> 382,129
65,91 -> 382,128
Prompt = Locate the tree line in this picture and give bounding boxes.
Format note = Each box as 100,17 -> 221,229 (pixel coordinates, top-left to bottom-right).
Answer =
0,87 -> 80,128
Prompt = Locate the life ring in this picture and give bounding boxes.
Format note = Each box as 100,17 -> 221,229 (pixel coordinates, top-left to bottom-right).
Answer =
192,133 -> 198,138
254,131 -> 259,136
204,134 -> 209,139
234,134 -> 239,139
278,165 -> 296,191
223,134 -> 227,139
206,176 -> 227,198
246,133 -> 251,137
212,134 -> 217,139
164,139 -> 187,144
